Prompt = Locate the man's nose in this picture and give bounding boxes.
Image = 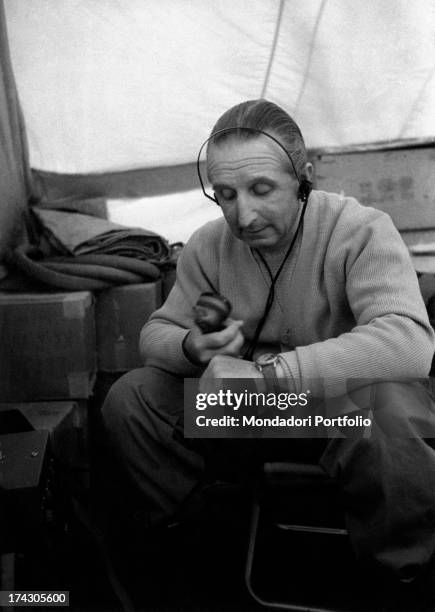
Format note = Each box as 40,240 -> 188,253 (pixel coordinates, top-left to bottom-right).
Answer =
236,193 -> 257,229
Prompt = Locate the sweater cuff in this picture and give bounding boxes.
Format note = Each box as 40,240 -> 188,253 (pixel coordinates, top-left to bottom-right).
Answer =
144,328 -> 205,377
182,332 -> 204,366
169,329 -> 205,375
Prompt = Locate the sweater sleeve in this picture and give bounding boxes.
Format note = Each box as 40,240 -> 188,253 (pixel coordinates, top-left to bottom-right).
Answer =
139,224 -> 220,375
280,209 -> 435,397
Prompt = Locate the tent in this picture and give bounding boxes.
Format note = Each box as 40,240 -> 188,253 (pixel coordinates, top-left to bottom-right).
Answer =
1,0 -> 435,267
2,6 -> 435,606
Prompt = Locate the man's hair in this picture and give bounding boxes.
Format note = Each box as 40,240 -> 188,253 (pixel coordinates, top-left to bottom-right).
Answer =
207,99 -> 308,179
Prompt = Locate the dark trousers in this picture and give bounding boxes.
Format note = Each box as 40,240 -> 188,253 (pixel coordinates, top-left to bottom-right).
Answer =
101,366 -> 435,582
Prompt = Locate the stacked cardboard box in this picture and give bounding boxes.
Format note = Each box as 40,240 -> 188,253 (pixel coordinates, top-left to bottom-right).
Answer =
0,291 -> 96,402
0,282 -> 163,482
95,281 -> 162,372
0,401 -> 83,470
313,142 -> 435,231
0,281 -> 164,522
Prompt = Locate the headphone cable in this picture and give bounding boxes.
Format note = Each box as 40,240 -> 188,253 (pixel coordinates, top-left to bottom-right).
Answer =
243,198 -> 308,361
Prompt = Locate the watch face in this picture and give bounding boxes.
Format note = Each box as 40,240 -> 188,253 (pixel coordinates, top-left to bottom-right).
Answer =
256,353 -> 278,366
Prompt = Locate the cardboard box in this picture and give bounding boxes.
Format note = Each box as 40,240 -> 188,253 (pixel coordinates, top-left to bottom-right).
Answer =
0,430 -> 51,550
0,401 -> 86,469
314,143 -> 435,230
95,281 -> 162,371
0,292 -> 96,401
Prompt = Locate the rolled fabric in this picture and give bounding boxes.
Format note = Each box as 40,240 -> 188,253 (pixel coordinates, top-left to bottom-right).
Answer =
42,261 -> 144,284
46,253 -> 161,280
32,208 -> 170,261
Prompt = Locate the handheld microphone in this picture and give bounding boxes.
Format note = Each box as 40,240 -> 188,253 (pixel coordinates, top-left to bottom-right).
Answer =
193,292 -> 232,333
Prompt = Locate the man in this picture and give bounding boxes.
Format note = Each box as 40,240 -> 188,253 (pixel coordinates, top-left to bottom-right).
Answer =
102,99 -> 435,607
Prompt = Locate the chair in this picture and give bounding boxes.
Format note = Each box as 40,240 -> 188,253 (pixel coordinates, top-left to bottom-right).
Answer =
245,462 -> 364,612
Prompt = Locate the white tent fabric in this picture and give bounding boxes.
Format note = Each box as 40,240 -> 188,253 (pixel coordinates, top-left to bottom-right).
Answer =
108,189 -> 222,245
5,0 -> 435,174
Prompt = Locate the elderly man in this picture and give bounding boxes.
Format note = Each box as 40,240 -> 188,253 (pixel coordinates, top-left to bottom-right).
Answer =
102,99 -> 435,607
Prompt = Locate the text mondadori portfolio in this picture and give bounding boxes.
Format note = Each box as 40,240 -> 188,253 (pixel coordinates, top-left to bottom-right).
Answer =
195,414 -> 371,428
193,390 -> 371,429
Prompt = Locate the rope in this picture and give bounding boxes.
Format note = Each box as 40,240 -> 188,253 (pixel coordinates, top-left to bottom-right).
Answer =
6,246 -> 162,291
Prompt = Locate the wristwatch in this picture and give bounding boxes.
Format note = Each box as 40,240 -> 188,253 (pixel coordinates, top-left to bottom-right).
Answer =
255,353 -> 280,392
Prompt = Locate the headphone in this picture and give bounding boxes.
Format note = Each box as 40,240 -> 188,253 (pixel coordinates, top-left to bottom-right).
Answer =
195,126 -> 312,360
297,178 -> 312,206
196,126 -> 312,206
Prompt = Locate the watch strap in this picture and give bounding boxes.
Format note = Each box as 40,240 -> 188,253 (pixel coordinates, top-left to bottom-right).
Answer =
256,354 -> 280,393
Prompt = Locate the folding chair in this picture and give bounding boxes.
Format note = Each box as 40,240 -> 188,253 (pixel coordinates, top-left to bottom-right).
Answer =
245,462 -> 363,612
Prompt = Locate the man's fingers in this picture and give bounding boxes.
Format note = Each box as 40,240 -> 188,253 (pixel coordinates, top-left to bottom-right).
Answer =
219,331 -> 245,357
200,320 -> 244,349
186,319 -> 245,364
223,317 -> 243,328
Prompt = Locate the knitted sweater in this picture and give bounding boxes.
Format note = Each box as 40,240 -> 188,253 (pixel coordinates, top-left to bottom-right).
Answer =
140,190 -> 434,395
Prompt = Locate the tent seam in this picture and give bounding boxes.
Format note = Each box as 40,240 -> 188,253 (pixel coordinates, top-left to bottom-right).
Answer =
397,60 -> 435,138
293,0 -> 328,115
260,0 -> 285,99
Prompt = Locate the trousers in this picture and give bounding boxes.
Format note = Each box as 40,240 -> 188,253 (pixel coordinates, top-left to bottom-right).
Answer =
101,366 -> 435,582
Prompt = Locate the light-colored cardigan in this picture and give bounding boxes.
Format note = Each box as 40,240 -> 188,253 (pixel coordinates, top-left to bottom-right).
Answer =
140,191 -> 434,395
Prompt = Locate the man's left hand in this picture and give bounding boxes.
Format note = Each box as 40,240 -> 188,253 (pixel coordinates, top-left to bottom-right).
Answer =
199,354 -> 263,394
202,354 -> 260,378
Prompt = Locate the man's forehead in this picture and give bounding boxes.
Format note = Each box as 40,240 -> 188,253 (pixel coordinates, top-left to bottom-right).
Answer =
206,137 -> 289,179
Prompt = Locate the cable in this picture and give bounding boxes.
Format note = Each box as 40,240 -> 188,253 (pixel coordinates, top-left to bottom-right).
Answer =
7,246 -> 111,291
243,199 -> 308,360
196,125 -> 312,359
6,246 -> 162,291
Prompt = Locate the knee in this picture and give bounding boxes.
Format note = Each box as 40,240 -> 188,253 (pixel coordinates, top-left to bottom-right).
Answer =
370,381 -> 435,437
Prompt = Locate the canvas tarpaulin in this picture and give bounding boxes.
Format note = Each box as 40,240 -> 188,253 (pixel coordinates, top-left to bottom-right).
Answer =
4,0 -> 435,175
2,0 -> 435,248
32,207 -> 169,260
0,0 -> 30,276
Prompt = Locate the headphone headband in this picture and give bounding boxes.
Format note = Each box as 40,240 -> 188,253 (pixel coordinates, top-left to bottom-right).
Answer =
196,126 -> 309,205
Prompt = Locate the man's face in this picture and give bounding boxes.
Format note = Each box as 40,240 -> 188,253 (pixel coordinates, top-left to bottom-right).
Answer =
207,135 -> 301,253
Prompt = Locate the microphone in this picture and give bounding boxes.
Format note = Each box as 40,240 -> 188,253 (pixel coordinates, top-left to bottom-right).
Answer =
193,292 -> 232,333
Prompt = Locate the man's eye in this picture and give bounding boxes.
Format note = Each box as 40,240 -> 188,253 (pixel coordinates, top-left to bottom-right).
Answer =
218,188 -> 236,201
253,183 -> 272,196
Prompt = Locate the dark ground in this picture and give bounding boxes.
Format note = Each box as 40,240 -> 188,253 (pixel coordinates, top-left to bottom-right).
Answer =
6,372 -> 423,611
10,474 -> 386,612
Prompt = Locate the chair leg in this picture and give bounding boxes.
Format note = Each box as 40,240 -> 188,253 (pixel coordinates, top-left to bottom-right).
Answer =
244,499 -> 354,612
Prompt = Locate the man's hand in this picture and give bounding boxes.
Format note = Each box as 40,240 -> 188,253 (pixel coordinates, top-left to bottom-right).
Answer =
202,354 -> 261,379
183,318 -> 244,365
199,354 -> 263,395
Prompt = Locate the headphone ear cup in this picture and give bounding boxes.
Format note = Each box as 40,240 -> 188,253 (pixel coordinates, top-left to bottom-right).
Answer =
297,179 -> 312,203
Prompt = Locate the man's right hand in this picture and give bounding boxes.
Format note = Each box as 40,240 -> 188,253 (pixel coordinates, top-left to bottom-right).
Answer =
183,318 -> 244,365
